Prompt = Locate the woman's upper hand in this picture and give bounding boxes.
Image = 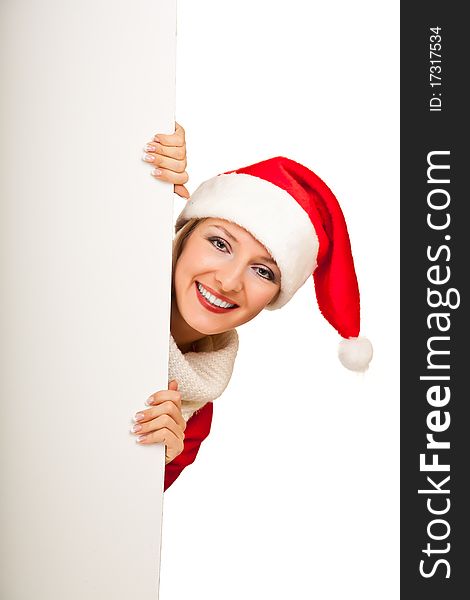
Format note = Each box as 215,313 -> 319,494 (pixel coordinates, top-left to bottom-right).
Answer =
142,122 -> 190,199
131,379 -> 187,465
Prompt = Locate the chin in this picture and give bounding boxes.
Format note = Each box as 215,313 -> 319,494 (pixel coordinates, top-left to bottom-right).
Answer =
186,314 -> 229,336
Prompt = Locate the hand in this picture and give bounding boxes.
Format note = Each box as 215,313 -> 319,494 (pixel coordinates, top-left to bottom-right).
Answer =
131,379 -> 186,465
142,122 -> 190,199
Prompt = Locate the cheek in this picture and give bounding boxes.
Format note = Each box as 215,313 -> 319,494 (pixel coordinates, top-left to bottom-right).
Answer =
174,247 -> 215,287
173,260 -> 190,296
182,248 -> 224,277
246,283 -> 279,312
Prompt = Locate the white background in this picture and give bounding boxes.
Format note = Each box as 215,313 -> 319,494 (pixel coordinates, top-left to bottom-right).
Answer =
161,1 -> 399,599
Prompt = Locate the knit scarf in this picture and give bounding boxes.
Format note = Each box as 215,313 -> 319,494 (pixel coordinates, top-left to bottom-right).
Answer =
168,329 -> 239,422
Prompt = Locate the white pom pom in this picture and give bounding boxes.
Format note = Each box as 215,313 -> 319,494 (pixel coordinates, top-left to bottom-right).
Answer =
338,336 -> 373,372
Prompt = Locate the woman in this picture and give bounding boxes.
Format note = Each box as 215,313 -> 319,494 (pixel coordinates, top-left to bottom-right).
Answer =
132,122 -> 372,490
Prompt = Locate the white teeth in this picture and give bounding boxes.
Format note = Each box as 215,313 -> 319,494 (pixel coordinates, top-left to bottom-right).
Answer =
197,283 -> 235,308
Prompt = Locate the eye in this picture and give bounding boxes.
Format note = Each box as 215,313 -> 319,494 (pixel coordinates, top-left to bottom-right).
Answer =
207,235 -> 276,282
208,236 -> 229,252
254,266 -> 275,281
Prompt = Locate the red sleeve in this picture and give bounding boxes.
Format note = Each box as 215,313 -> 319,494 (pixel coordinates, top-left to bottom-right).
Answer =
164,401 -> 213,491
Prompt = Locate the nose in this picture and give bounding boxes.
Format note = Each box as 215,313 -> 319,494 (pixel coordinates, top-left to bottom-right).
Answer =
214,261 -> 244,294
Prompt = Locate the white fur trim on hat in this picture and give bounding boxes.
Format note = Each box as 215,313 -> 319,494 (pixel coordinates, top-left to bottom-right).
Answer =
175,173 -> 318,309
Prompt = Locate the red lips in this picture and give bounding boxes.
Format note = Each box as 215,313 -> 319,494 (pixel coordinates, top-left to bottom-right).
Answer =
195,282 -> 238,313
197,281 -> 237,304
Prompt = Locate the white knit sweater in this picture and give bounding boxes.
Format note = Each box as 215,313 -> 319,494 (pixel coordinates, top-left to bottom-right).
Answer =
168,329 -> 239,422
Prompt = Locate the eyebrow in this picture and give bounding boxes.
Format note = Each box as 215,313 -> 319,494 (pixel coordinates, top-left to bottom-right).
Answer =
211,225 -> 278,266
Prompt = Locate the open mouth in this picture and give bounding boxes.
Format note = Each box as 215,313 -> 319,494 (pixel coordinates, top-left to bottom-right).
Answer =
195,281 -> 239,313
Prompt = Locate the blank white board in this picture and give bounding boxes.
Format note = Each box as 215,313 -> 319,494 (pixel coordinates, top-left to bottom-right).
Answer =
0,1 -> 176,597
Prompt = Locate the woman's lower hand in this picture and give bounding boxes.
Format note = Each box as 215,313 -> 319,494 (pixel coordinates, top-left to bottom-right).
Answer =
131,379 -> 186,465
142,121 -> 190,199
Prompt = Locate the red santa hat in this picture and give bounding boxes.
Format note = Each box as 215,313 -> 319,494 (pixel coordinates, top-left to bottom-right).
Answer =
175,156 -> 373,372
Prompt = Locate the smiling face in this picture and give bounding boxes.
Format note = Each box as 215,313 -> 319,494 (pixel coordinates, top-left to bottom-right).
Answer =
172,218 -> 281,337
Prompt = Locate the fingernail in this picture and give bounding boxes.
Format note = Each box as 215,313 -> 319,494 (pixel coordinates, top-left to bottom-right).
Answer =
151,168 -> 162,176
136,435 -> 147,443
134,412 -> 145,421
130,424 -> 142,433
142,153 -> 154,162
145,144 -> 156,152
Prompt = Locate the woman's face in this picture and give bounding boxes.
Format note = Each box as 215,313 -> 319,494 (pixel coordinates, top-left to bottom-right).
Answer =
173,218 -> 281,335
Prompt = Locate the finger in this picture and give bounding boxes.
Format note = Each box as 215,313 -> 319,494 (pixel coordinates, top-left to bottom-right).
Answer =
146,389 -> 182,408
158,154 -> 188,173
174,184 -> 190,199
154,123 -> 185,147
135,413 -> 185,440
144,142 -> 186,161
150,168 -> 189,186
175,121 -> 185,137
165,442 -> 184,465
168,379 -> 179,391
143,153 -> 187,174
136,426 -> 184,458
134,400 -> 186,431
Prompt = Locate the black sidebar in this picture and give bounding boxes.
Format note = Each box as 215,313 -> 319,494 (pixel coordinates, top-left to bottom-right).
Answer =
401,3 -> 468,599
